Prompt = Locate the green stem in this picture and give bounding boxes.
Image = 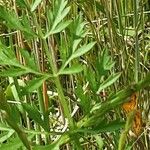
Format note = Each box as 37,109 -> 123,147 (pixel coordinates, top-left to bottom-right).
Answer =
134,0 -> 139,83
118,110 -> 136,150
31,11 -> 74,129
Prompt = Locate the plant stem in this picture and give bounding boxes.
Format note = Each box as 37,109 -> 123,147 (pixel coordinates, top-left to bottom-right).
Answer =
31,11 -> 74,129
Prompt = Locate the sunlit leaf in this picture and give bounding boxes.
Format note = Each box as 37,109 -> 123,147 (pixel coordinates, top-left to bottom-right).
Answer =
0,68 -> 28,77
31,0 -> 42,12
21,76 -> 48,95
97,72 -> 121,94
71,42 -> 96,60
46,20 -> 71,35
59,64 -> 83,75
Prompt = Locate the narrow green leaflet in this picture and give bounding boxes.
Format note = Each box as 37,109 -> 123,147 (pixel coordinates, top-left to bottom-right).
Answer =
75,85 -> 91,114
61,42 -> 96,70
97,72 -> 121,94
44,0 -> 70,38
21,76 -> 48,95
58,64 -> 83,75
31,0 -> 42,12
22,104 -> 48,131
20,49 -> 37,70
47,20 -> 72,35
76,120 -> 125,134
0,130 -> 15,143
0,68 -> 28,77
71,42 -> 96,60
70,16 -> 87,52
0,6 -> 23,30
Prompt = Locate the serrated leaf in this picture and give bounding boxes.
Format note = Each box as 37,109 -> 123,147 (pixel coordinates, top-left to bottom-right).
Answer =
75,85 -> 91,114
0,6 -> 23,30
59,64 -> 83,75
31,0 -> 42,12
77,120 -> 125,134
94,120 -> 125,133
60,42 -> 96,70
97,72 -> 121,94
52,0 -> 69,30
44,0 -> 70,38
21,76 -> 48,95
71,42 -> 96,60
22,103 -> 47,130
46,20 -> 71,36
86,68 -> 98,92
0,68 -> 28,77
20,49 -> 37,70
21,15 -> 37,37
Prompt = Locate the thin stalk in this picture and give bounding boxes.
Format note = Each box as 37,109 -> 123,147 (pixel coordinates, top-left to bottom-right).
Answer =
118,110 -> 136,150
31,11 -> 74,129
134,0 -> 140,83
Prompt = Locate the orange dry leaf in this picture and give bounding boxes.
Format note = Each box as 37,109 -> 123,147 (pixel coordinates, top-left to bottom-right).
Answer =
122,92 -> 143,136
122,93 -> 138,113
132,109 -> 142,135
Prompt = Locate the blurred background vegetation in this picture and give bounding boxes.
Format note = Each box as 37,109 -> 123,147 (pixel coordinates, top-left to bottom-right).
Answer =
0,0 -> 150,149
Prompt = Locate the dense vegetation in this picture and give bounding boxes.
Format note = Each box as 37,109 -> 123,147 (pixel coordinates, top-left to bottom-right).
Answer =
0,0 -> 150,149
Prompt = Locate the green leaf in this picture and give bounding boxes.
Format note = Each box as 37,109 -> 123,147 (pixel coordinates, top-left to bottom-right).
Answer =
33,143 -> 59,150
77,120 -> 125,134
21,15 -> 37,37
96,49 -> 115,76
97,72 -> 121,94
95,2 -> 105,14
94,135 -> 104,150
31,0 -> 42,12
71,42 -> 96,60
0,130 -> 15,143
0,6 -> 23,30
33,134 -> 69,150
46,20 -> 71,36
60,42 -> 96,71
20,49 -> 37,70
75,85 -> 91,114
0,137 -> 24,150
93,120 -> 125,133
9,105 -> 21,124
0,43 -> 21,67
44,0 -> 70,38
21,76 -> 48,95
69,15 -> 87,52
16,0 -> 28,8
86,68 -> 98,92
59,64 -> 83,75
22,103 -> 48,131
0,123 -> 13,131
0,68 -> 28,77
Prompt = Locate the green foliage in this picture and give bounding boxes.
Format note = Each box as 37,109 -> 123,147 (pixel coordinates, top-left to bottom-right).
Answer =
22,103 -> 49,131
45,0 -> 71,37
0,0 -> 150,149
21,76 -> 49,95
97,72 -> 121,94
